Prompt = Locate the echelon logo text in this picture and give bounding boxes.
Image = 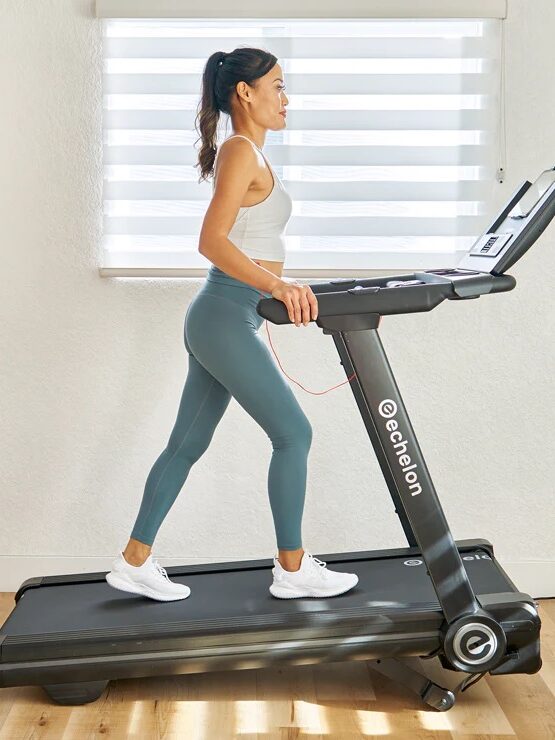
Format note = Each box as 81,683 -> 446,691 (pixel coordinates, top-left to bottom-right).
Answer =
378,399 -> 422,497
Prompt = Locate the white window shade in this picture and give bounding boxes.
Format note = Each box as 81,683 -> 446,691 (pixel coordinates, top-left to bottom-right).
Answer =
96,1 -> 507,20
99,16 -> 504,277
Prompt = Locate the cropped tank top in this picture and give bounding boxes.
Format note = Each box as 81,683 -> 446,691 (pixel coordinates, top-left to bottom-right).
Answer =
212,134 -> 293,261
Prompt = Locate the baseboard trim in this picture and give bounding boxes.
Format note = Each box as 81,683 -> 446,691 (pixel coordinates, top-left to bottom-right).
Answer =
0,556 -> 553,598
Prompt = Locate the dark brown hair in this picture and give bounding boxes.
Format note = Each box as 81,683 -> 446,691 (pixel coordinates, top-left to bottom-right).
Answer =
194,47 -> 277,183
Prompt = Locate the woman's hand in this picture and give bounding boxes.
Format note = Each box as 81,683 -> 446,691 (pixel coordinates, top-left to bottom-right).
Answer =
270,279 -> 319,327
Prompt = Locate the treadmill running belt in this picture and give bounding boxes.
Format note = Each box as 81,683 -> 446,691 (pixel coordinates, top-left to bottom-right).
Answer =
1,552 -> 514,649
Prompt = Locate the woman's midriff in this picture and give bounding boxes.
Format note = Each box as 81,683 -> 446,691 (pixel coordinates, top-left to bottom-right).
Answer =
253,259 -> 284,280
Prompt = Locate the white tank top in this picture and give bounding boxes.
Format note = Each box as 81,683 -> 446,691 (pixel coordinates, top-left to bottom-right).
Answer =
212,134 -> 293,261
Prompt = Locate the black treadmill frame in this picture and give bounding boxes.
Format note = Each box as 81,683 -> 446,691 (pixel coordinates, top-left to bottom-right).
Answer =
0,296 -> 541,708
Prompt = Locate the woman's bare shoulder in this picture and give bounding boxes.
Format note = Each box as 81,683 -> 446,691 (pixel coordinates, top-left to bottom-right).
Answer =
213,137 -> 257,183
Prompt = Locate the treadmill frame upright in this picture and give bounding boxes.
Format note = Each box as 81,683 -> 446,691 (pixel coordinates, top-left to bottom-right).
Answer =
320,311 -> 482,627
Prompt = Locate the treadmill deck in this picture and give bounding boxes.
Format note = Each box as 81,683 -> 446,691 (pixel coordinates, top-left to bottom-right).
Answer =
1,543 -> 517,665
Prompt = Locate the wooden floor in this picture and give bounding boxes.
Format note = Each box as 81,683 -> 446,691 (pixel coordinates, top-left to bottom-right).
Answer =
0,593 -> 553,740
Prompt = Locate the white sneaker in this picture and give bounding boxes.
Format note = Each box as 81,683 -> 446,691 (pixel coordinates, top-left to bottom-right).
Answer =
269,551 -> 359,599
105,552 -> 191,601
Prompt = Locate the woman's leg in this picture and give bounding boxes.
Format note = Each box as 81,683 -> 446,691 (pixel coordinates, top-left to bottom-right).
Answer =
185,293 -> 313,555
127,316 -> 232,553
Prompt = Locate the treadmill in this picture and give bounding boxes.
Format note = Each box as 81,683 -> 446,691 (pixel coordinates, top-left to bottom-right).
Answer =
1,167 -> 554,709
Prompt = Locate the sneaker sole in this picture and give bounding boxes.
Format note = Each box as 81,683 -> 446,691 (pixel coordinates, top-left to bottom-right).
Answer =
105,571 -> 190,602
269,576 -> 358,599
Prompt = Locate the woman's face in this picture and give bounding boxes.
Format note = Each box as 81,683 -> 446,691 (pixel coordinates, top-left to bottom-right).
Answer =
240,63 -> 289,130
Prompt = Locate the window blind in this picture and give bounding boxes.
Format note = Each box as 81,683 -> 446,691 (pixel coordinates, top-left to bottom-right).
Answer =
100,17 -> 504,276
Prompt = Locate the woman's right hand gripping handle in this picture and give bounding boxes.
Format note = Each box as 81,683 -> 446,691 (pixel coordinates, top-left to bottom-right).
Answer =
269,278 -> 319,327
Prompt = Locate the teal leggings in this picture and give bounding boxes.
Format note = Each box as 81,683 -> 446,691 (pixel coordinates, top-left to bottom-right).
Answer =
130,264 -> 312,551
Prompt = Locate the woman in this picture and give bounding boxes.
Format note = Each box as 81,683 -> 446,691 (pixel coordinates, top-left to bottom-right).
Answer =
106,47 -> 358,602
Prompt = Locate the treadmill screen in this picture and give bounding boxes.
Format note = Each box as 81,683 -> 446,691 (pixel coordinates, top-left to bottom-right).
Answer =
507,168 -> 555,220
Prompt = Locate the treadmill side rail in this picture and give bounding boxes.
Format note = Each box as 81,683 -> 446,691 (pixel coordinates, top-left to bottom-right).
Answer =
0,629 -> 442,690
12,538 -> 496,600
14,577 -> 44,602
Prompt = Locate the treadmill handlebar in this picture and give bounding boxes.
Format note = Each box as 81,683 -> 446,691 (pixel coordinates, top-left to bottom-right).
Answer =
256,270 -> 516,326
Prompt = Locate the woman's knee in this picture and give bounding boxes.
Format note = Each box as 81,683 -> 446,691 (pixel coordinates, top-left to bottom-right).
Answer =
271,412 -> 312,451
166,414 -> 216,464
165,435 -> 209,466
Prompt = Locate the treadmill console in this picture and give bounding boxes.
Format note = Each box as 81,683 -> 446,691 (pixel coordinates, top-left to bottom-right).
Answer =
387,167 -> 555,296
457,166 -> 555,275
257,165 -> 555,323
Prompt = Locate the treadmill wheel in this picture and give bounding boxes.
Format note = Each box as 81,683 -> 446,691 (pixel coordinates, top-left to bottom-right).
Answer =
43,680 -> 109,705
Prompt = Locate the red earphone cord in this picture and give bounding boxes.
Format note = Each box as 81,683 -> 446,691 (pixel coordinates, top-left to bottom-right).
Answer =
257,291 -> 357,395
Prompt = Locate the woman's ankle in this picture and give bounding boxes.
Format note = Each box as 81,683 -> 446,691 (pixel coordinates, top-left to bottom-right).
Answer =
123,538 -> 152,566
277,547 -> 304,572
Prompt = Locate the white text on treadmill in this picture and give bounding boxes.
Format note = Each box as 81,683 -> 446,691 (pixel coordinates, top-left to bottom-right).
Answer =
378,399 -> 422,496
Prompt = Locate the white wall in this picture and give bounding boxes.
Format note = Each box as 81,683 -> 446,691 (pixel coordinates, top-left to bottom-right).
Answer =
1,0 -> 553,596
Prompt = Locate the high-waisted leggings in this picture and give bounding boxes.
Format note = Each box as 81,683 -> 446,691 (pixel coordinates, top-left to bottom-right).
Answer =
129,264 -> 312,551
